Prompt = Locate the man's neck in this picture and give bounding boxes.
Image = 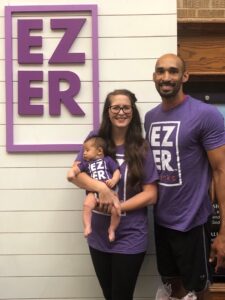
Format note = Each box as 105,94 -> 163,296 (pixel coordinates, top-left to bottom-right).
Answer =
162,93 -> 187,111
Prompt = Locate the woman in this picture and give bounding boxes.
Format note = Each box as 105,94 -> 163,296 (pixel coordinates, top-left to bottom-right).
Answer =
68,89 -> 158,300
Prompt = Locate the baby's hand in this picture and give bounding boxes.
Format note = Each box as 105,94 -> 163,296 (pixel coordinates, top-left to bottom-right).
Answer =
67,169 -> 76,181
67,162 -> 81,182
105,179 -> 116,188
72,164 -> 81,176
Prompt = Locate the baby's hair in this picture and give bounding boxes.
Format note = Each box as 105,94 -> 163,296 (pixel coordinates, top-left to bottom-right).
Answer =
84,135 -> 107,155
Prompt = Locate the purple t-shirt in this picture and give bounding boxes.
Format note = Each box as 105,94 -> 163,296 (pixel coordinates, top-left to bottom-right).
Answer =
76,139 -> 159,254
78,157 -> 119,182
144,95 -> 225,231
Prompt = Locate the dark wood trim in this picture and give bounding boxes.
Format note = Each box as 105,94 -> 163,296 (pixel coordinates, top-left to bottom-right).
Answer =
178,22 -> 225,36
188,74 -> 225,82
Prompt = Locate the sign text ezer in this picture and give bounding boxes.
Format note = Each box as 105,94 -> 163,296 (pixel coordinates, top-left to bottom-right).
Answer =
17,18 -> 86,116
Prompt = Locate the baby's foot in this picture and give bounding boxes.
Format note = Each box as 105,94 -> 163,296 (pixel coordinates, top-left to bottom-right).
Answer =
84,226 -> 92,237
108,229 -> 116,242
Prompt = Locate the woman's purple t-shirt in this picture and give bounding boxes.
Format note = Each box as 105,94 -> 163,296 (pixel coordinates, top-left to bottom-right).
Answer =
76,142 -> 158,254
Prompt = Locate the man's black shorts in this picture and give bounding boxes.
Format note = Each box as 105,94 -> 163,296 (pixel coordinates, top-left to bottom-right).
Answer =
154,221 -> 212,292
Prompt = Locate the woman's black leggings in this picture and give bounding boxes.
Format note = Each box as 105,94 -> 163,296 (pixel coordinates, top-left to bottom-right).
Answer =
89,246 -> 146,300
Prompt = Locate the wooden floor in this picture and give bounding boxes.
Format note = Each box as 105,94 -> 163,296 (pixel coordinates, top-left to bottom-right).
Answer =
208,283 -> 225,300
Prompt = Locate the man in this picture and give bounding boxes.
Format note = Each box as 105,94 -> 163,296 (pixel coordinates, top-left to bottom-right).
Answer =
144,53 -> 225,299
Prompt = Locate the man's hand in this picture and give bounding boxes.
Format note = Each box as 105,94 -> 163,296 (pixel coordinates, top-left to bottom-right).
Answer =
210,233 -> 225,272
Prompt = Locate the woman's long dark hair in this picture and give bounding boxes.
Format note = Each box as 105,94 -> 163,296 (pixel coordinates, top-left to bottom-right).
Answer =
98,89 -> 149,190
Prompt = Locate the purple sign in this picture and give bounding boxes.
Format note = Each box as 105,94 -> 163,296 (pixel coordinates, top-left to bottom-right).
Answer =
5,5 -> 99,152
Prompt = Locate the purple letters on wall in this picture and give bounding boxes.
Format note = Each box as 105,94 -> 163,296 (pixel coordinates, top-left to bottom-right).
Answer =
5,5 -> 99,152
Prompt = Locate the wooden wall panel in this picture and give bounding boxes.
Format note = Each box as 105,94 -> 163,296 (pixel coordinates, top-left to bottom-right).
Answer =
178,23 -> 225,75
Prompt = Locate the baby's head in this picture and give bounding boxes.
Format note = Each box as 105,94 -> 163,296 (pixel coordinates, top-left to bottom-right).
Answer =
83,136 -> 106,161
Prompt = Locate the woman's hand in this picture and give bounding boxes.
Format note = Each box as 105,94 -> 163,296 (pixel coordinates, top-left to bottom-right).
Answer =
69,171 -> 121,215
98,185 -> 121,216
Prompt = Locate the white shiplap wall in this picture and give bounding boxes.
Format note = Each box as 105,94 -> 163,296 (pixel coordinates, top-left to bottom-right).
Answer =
0,0 -> 177,299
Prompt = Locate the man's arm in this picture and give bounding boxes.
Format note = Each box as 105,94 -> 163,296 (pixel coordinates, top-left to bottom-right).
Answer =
207,144 -> 225,271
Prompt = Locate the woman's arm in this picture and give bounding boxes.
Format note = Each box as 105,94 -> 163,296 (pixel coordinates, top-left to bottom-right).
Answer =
67,161 -> 106,192
120,182 -> 157,212
68,171 -> 121,215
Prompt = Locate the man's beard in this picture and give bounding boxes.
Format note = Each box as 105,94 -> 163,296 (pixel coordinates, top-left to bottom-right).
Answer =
156,82 -> 181,98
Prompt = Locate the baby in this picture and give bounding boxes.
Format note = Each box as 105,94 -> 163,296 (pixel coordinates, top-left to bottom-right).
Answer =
67,136 -> 121,242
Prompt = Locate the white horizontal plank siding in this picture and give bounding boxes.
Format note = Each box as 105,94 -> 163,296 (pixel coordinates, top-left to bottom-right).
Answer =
0,83 -> 5,102
0,168 -> 73,189
0,126 -> 6,145
0,254 -> 96,276
99,15 -> 176,37
0,253 -> 157,276
0,189 -> 84,211
0,277 -> 102,298
0,0 -> 176,18
0,0 -> 177,299
0,233 -> 88,254
0,211 -> 83,232
0,148 -> 76,167
13,124 -> 93,144
0,276 -> 161,298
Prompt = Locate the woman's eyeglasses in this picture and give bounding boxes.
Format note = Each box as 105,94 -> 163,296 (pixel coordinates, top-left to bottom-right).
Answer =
108,105 -> 133,114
